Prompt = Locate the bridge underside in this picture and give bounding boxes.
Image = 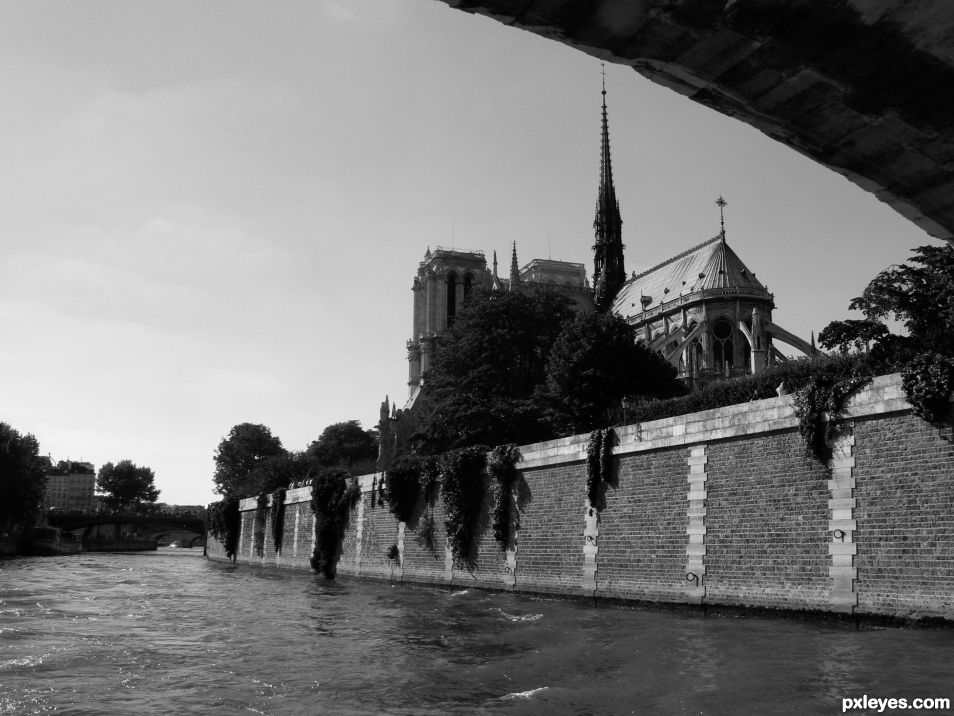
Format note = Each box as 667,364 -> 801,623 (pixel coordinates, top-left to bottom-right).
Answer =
439,0 -> 954,241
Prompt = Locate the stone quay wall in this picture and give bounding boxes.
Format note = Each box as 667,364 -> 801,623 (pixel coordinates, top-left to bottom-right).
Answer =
206,374 -> 954,622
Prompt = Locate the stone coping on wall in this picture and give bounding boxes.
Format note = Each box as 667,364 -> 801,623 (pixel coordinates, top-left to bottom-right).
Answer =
518,373 -> 910,470
237,373 -> 912,509
238,475 -> 377,511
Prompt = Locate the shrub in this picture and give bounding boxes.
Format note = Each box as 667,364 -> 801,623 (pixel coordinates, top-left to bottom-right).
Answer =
902,352 -> 954,424
626,355 -> 872,424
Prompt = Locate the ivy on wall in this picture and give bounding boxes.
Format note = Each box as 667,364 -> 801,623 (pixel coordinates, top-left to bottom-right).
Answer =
206,497 -> 241,561
488,444 -> 521,549
793,367 -> 872,461
309,470 -> 360,578
384,455 -> 423,524
252,493 -> 268,557
270,486 -> 286,555
439,446 -> 487,568
585,429 -> 614,509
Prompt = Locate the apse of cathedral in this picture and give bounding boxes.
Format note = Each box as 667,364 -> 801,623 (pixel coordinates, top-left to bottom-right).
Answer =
404,71 -> 816,404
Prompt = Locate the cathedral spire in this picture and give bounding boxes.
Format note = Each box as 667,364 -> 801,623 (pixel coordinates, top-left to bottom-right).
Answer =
716,195 -> 727,242
509,240 -> 521,290
593,65 -> 625,313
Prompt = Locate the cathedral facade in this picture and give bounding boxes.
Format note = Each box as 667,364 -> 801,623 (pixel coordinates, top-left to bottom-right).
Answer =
404,75 -> 815,403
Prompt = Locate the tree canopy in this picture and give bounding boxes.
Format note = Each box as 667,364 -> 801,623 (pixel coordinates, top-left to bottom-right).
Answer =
819,243 -> 954,422
537,312 -> 686,435
411,287 -> 575,453
96,460 -> 160,511
213,423 -> 285,498
245,451 -> 315,494
819,243 -> 954,360
308,420 -> 377,473
0,422 -> 47,531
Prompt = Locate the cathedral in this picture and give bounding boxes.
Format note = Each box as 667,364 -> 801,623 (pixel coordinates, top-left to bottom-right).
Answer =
404,74 -> 816,406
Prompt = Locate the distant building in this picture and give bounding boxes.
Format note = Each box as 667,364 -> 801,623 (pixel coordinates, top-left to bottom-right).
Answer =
403,73 -> 816,401
42,459 -> 96,511
613,230 -> 817,380
405,244 -> 593,402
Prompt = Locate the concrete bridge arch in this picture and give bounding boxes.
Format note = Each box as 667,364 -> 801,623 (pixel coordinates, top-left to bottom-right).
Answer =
437,0 -> 954,242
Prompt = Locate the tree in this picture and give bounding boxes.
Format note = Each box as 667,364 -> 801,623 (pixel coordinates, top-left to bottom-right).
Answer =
819,244 -> 954,360
212,423 -> 285,498
819,244 -> 954,422
0,422 -> 47,531
308,421 -> 377,473
96,460 -> 160,511
246,450 -> 315,494
412,287 -> 575,453
537,312 -> 685,435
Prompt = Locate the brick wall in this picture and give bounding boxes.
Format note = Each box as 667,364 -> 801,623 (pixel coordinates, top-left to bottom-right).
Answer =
400,498 -> 448,586
514,463 -> 587,596
207,374 -> 954,622
853,414 -> 954,619
706,432 -> 830,610
597,447 -> 687,602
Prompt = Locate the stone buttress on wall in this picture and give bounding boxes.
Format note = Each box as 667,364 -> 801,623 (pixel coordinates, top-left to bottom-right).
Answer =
207,373 -> 954,622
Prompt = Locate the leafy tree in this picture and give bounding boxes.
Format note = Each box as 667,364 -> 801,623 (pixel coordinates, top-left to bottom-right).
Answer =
538,311 -> 686,435
819,244 -> 954,422
246,450 -> 315,494
412,287 -> 575,453
308,421 -> 377,473
96,460 -> 160,511
819,243 -> 954,360
0,422 -> 47,531
212,423 -> 285,498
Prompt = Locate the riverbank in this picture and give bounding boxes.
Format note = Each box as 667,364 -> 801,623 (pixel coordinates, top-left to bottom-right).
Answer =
207,374 -> 954,624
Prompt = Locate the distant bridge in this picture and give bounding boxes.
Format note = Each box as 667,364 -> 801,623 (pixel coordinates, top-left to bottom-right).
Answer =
47,512 -> 206,548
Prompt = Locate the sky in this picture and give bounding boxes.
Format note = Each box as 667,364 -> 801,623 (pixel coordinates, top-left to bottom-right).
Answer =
0,0 -> 942,506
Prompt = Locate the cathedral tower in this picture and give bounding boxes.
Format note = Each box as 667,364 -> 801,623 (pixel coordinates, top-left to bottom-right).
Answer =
592,69 -> 626,313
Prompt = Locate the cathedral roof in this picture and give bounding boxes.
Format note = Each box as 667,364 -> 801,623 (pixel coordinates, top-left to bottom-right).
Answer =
612,234 -> 770,319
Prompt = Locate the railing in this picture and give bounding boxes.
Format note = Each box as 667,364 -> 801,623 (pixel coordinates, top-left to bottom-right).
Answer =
626,287 -> 774,323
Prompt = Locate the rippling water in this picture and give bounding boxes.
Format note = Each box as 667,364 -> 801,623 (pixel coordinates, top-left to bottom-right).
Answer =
1,551 -> 951,715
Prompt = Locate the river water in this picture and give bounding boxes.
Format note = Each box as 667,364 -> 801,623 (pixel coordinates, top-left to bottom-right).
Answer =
1,550 -> 951,715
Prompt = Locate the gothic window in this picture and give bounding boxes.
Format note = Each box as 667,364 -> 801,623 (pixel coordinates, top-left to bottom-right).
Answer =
446,273 -> 458,325
712,318 -> 734,373
463,273 -> 474,301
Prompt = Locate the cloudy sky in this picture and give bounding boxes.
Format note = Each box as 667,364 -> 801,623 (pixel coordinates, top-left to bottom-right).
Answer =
0,0 -> 940,506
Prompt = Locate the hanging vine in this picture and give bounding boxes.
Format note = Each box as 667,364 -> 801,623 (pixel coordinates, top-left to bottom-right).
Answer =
488,444 -> 521,549
206,497 -> 241,561
419,456 -> 440,507
310,470 -> 360,578
793,369 -> 872,461
440,446 -> 488,568
601,427 -> 614,489
385,455 -> 423,524
270,486 -> 286,555
252,493 -> 268,557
